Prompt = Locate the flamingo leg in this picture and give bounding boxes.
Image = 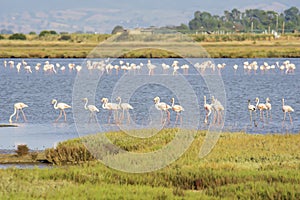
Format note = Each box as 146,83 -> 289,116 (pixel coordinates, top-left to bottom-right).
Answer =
55,110 -> 63,122
16,110 -> 19,122
127,110 -> 130,124
63,110 -> 67,122
175,113 -> 179,125
20,109 -> 27,122
289,113 -> 293,125
249,111 -> 253,123
108,110 -> 112,124
166,110 -> 170,125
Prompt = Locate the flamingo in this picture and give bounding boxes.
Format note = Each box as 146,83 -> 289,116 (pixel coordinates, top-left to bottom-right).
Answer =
282,98 -> 294,125
83,98 -> 99,122
154,96 -> 171,125
170,97 -> 184,125
9,102 -> 28,123
265,97 -> 272,120
211,96 -> 224,124
255,97 -> 267,121
161,63 -> 170,74
101,98 -> 120,124
24,65 -> 32,73
116,97 -> 133,124
233,64 -> 238,75
147,60 -> 156,75
248,99 -> 256,123
204,96 -> 212,124
51,99 -> 72,122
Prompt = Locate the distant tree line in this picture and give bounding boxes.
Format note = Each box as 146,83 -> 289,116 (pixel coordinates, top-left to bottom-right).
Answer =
179,6 -> 300,33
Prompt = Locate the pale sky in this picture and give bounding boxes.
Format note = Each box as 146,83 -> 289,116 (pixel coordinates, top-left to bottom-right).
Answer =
0,0 -> 299,33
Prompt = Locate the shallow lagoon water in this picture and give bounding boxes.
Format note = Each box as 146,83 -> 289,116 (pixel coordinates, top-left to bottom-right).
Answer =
0,58 -> 299,150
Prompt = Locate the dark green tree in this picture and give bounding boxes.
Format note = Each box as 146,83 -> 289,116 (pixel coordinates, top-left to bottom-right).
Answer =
8,33 -> 26,40
111,25 -> 124,34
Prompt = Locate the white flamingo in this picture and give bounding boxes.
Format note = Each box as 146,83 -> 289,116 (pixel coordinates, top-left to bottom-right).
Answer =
204,96 -> 212,124
147,60 -> 156,75
116,97 -> 133,124
9,102 -> 28,123
282,98 -> 294,125
170,97 -> 184,125
51,99 -> 72,122
211,96 -> 224,124
248,99 -> 256,123
83,98 -> 99,122
265,97 -> 272,120
154,96 -> 171,125
101,98 -> 120,124
255,97 -> 267,122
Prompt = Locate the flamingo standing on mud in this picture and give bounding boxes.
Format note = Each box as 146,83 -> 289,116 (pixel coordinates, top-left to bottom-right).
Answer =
9,102 -> 28,123
51,99 -> 72,122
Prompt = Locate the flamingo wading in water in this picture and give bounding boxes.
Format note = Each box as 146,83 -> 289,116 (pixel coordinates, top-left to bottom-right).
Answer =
83,98 -> 99,122
154,96 -> 171,125
9,102 -> 28,123
52,99 -> 72,122
170,97 -> 184,125
282,98 -> 294,125
116,97 -> 134,124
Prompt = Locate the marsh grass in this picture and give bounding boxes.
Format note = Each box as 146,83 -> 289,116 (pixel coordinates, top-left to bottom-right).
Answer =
1,129 -> 300,199
1,33 -> 300,58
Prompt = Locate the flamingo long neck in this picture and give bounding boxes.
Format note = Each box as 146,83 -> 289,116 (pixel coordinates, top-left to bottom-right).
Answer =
53,100 -> 58,109
282,99 -> 285,107
84,99 -> 88,110
9,107 -> 17,122
204,96 -> 207,105
171,99 -> 175,107
117,98 -> 121,107
102,99 -> 108,109
255,99 -> 259,107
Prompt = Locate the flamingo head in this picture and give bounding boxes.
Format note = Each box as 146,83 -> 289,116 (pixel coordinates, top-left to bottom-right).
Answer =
51,99 -> 57,104
153,96 -> 160,103
82,98 -> 88,102
101,98 -> 108,103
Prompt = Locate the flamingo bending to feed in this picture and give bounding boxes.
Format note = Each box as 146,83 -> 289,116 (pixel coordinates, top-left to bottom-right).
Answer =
9,102 -> 28,123
52,99 -> 72,122
83,98 -> 99,122
154,96 -> 171,125
116,97 -> 134,124
204,96 -> 212,124
282,98 -> 294,125
101,98 -> 120,124
170,97 -> 184,125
